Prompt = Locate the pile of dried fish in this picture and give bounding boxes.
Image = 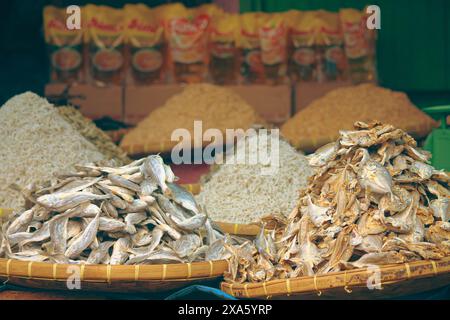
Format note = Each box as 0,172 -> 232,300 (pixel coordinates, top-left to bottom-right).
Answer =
225,121 -> 450,283
0,155 -> 233,265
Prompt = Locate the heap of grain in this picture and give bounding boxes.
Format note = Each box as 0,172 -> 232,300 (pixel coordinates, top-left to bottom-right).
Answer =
120,84 -> 265,154
0,92 -> 106,210
196,132 -> 313,224
281,84 -> 437,152
58,106 -> 130,165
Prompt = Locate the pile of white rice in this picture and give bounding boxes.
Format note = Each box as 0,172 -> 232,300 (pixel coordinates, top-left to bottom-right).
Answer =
0,92 -> 105,210
196,132 -> 313,224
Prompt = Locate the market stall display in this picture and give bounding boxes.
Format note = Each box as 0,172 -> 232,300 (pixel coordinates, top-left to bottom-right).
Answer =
221,121 -> 449,298
0,155 -> 234,265
43,4 -> 376,86
281,84 -> 437,152
44,6 -> 84,83
0,92 -> 106,211
120,83 -> 265,155
196,132 -> 313,225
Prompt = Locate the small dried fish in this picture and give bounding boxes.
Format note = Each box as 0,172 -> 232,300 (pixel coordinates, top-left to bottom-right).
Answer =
87,241 -> 114,264
110,237 -> 131,265
37,191 -> 109,211
1,155 -> 231,266
167,182 -> 200,215
65,212 -> 100,259
142,155 -> 170,195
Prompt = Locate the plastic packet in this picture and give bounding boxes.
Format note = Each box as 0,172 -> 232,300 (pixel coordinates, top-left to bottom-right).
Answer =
340,8 -> 377,83
164,5 -> 211,83
85,5 -> 126,85
125,4 -> 165,84
209,13 -> 239,84
288,11 -> 319,82
43,6 -> 84,83
239,12 -> 265,84
259,13 -> 288,84
316,10 -> 347,82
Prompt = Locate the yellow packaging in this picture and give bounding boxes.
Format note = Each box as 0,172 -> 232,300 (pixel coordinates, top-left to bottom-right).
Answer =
316,10 -> 347,81
163,5 -> 210,83
125,4 -> 165,84
288,11 -> 319,81
85,5 -> 126,85
258,13 -> 288,84
209,13 -> 239,84
43,6 -> 84,83
239,12 -> 265,84
340,8 -> 376,83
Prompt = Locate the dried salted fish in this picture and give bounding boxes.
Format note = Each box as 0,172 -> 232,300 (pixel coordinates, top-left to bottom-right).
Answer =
87,241 -> 114,264
358,149 -> 393,196
110,237 -> 131,265
306,141 -> 338,167
108,174 -> 141,193
6,209 -> 34,235
426,222 -> 450,244
37,191 -> 109,211
142,155 -> 169,195
2,155 -> 233,266
167,182 -> 200,215
430,198 -> 449,222
302,195 -> 331,227
49,215 -> 68,255
124,212 -> 148,234
341,251 -> 405,269
65,212 -> 100,259
410,161 -> 434,180
225,122 -> 450,284
99,217 -> 126,232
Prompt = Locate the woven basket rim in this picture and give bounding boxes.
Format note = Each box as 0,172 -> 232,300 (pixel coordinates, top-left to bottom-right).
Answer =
220,256 -> 450,298
0,258 -> 228,282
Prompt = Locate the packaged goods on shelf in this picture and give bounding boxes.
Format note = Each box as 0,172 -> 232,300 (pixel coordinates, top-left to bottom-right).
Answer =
125,4 -> 165,85
316,10 -> 347,82
239,12 -> 266,84
340,8 -> 377,83
287,11 -> 319,82
209,13 -> 240,85
259,13 -> 288,85
85,5 -> 126,85
163,5 -> 213,83
225,121 -> 450,284
196,132 -> 313,224
281,84 -> 437,152
43,6 -> 84,83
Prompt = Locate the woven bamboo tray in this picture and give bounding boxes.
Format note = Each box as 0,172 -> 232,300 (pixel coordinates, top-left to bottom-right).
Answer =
0,258 -> 228,293
220,257 -> 450,299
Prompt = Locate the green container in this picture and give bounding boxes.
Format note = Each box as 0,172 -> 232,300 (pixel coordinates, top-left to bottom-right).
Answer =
423,105 -> 450,171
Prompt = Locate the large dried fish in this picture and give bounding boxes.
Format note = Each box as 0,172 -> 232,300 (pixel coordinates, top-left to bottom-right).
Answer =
225,122 -> 450,284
